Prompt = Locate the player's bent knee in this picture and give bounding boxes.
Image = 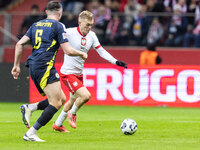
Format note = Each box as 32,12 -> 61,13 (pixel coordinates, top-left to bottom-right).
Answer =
57,92 -> 66,106
61,96 -> 66,105
87,93 -> 91,101
55,101 -> 63,109
50,99 -> 63,109
68,99 -> 75,105
84,99 -> 89,103
82,93 -> 91,103
61,90 -> 66,104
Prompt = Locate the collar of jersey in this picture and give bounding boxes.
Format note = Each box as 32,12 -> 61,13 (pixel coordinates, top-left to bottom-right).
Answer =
77,27 -> 87,37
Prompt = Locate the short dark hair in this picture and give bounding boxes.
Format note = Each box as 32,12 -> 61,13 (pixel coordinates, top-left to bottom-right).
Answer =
47,1 -> 62,11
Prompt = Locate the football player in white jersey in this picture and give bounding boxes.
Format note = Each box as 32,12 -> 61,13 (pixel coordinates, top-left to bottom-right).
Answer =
20,10 -> 127,133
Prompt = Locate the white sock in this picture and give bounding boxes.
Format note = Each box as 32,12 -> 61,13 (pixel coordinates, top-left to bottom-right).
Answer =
70,104 -> 79,115
55,110 -> 68,126
28,103 -> 38,112
26,126 -> 37,136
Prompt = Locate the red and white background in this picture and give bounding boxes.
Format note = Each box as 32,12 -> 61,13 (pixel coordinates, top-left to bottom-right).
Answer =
3,46 -> 200,106
30,63 -> 200,107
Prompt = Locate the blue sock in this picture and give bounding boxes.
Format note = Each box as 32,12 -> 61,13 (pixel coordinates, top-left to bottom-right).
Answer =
38,99 -> 49,110
34,105 -> 58,130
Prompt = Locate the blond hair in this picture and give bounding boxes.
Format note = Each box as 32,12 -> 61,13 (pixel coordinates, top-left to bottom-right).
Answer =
79,10 -> 94,21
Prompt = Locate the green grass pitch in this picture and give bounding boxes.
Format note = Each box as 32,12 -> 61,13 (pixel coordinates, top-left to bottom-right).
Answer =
0,102 -> 200,150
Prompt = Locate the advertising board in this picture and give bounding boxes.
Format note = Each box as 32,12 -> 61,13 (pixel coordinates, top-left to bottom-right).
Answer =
30,63 -> 200,107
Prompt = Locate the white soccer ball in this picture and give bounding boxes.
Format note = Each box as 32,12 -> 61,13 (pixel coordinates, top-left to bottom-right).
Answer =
120,119 -> 137,135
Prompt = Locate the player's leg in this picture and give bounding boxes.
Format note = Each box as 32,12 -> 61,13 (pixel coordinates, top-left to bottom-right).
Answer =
21,99 -> 49,128
24,81 -> 65,142
53,87 -> 91,129
67,87 -> 91,128
21,94 -> 67,128
71,87 -> 91,111
20,67 -> 51,129
54,74 -> 91,129
53,92 -> 76,130
52,89 -> 70,133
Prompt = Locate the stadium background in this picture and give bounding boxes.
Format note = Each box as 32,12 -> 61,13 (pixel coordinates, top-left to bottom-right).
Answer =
0,0 -> 200,107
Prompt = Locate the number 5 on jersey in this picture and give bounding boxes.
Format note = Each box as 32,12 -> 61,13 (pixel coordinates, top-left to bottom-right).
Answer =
34,29 -> 43,49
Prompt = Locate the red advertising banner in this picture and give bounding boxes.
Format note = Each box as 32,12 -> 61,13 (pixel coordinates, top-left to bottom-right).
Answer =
30,63 -> 200,107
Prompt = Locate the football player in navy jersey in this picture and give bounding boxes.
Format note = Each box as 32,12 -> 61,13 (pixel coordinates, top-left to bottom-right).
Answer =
11,1 -> 87,142
17,10 -> 128,133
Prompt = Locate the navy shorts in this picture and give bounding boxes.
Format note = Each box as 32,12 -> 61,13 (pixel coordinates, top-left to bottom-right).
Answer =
28,63 -> 60,96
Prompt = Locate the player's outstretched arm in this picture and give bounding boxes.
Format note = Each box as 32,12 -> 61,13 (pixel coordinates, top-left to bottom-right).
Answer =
61,42 -> 88,60
11,35 -> 30,79
116,60 -> 128,68
95,47 -> 128,68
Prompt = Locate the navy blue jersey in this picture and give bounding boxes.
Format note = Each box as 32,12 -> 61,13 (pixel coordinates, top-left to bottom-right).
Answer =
24,18 -> 68,96
25,18 -> 68,66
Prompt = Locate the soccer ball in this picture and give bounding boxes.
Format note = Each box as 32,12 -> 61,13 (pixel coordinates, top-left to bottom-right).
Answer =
120,119 -> 137,135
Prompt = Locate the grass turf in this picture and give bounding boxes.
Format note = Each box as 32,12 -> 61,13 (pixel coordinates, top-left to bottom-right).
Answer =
0,102 -> 200,150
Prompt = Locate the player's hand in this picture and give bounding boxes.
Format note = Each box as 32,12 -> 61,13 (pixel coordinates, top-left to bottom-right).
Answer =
82,52 -> 88,60
116,60 -> 128,68
11,66 -> 20,79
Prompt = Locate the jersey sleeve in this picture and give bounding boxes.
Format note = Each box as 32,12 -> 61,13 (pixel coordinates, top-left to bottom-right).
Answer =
56,22 -> 68,44
91,32 -> 117,64
96,46 -> 117,64
92,32 -> 101,49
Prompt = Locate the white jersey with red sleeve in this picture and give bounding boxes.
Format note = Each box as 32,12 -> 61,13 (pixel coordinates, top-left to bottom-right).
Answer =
60,27 -> 117,75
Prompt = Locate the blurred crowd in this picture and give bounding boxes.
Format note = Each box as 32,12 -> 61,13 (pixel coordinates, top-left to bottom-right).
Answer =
18,0 -> 200,47
0,0 -> 13,10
